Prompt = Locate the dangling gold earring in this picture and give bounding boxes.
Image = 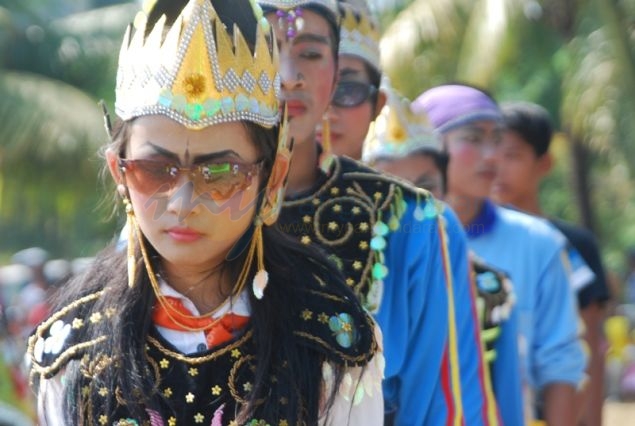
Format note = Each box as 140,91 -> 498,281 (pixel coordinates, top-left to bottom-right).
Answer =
319,113 -> 334,172
123,197 -> 137,288
251,219 -> 268,299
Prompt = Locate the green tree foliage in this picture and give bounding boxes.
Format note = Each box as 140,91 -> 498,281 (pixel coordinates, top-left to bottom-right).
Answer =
0,1 -> 136,259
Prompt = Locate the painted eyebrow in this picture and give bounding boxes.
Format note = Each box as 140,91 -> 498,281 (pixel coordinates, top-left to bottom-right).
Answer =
143,143 -> 242,164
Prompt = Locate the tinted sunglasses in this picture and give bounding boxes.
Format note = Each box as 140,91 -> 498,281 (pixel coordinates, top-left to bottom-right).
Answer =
118,158 -> 264,200
332,81 -> 378,108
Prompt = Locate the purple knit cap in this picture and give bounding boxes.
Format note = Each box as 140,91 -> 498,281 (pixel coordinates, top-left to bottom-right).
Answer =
411,84 -> 502,134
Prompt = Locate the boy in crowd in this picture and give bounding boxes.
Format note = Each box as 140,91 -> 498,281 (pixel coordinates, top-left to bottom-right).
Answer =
492,101 -> 611,425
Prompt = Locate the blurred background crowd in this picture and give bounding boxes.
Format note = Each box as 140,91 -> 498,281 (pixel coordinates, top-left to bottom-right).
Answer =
2,0 -> 635,424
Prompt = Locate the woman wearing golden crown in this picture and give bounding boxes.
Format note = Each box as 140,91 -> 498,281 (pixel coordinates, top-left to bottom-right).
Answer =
26,0 -> 383,424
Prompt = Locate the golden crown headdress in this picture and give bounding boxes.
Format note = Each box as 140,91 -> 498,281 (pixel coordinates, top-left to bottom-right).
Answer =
258,0 -> 339,21
115,0 -> 280,129
363,78 -> 439,163
339,0 -> 380,71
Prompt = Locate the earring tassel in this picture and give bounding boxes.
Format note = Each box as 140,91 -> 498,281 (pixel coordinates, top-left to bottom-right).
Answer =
125,200 -> 137,288
251,224 -> 268,299
319,114 -> 334,173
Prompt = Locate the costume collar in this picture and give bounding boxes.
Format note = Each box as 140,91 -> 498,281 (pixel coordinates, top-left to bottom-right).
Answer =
465,198 -> 497,238
157,277 -> 251,317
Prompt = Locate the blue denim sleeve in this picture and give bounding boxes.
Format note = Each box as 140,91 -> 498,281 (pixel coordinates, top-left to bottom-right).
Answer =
532,249 -> 587,389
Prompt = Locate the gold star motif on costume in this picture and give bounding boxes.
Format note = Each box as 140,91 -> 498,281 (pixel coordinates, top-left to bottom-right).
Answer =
243,382 -> 253,392
211,385 -> 222,395
359,241 -> 369,250
231,348 -> 241,358
163,387 -> 173,398
104,307 -> 116,318
330,187 -> 340,195
328,221 -> 339,231
373,191 -> 382,200
351,206 -> 361,215
333,204 -> 342,212
346,278 -> 355,286
98,415 -> 108,425
279,420 -> 289,426
188,367 -> 199,377
301,235 -> 311,245
303,215 -> 312,223
168,417 -> 176,426
342,322 -> 353,332
359,222 -> 369,232
90,312 -> 102,324
185,392 -> 195,403
81,386 -> 90,396
159,358 -> 170,369
194,413 -> 205,423
318,313 -> 329,324
352,261 -> 362,270
72,318 -> 84,329
98,387 -> 108,397
312,198 -> 320,205
301,309 -> 313,320
229,421 -> 239,426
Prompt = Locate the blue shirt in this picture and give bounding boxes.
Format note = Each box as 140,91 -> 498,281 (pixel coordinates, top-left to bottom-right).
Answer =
467,201 -> 586,393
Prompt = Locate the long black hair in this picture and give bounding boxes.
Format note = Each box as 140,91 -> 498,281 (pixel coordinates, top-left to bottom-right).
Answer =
38,0 -> 370,423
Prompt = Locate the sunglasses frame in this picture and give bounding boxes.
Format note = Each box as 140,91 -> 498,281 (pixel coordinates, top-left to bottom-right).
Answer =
331,81 -> 378,108
118,157 -> 264,200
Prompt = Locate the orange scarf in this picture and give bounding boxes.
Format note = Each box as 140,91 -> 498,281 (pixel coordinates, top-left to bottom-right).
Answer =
152,296 -> 250,348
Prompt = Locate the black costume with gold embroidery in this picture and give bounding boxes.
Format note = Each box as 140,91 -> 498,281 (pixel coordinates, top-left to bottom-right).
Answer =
278,156 -> 433,313
28,275 -> 376,426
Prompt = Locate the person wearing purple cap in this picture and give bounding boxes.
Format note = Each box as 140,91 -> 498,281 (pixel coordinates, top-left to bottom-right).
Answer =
412,83 -> 587,426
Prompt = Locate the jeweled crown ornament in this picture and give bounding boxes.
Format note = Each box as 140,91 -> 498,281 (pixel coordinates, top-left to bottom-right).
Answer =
115,0 -> 280,129
363,78 -> 439,163
258,0 -> 339,22
339,0 -> 380,71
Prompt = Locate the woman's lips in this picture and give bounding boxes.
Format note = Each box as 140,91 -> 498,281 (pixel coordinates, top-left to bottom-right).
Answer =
284,100 -> 307,118
166,227 -> 203,242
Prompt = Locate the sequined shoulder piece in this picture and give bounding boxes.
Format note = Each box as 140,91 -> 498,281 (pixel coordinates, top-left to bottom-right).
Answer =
339,156 -> 428,201
27,291 -> 107,380
471,255 -> 515,326
292,274 -> 378,367
279,156 -> 439,313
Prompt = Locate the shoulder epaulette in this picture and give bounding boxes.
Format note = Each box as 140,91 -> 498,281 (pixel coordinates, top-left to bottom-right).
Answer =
27,291 -> 108,380
292,274 -> 377,367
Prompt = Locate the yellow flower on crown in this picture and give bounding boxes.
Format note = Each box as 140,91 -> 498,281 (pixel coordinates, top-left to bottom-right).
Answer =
115,0 -> 280,129
362,78 -> 439,163
339,0 -> 380,71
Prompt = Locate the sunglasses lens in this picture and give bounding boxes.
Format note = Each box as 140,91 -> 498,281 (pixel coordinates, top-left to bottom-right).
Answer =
121,159 -> 259,200
332,82 -> 375,108
198,164 -> 252,200
123,160 -> 176,195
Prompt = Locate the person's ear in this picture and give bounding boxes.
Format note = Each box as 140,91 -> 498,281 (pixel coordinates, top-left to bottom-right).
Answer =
372,89 -> 387,119
537,152 -> 553,178
106,149 -> 123,185
260,148 -> 291,226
